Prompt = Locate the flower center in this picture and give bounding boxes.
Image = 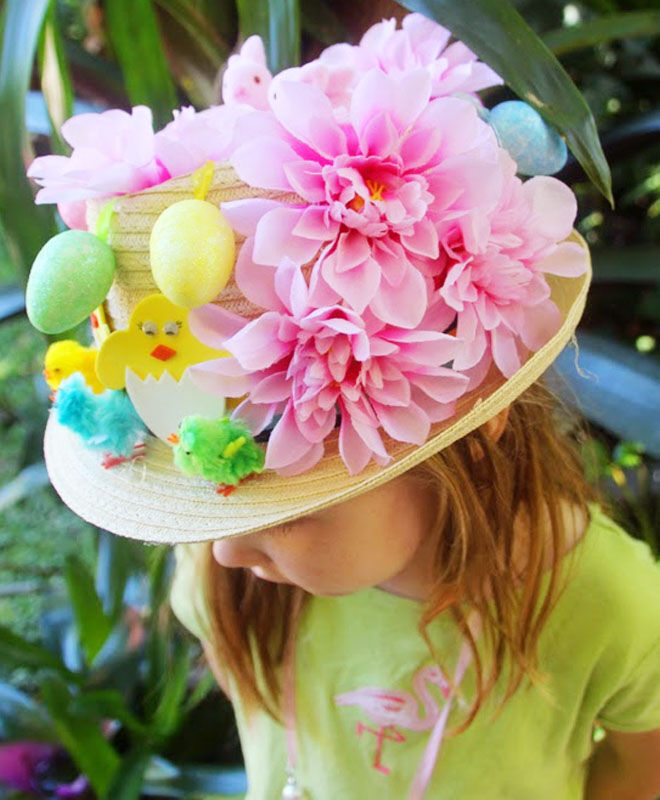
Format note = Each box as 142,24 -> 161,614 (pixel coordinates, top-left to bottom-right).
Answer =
346,178 -> 387,212
366,178 -> 386,201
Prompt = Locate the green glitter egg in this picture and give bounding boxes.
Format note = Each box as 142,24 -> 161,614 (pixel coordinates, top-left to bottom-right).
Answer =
26,230 -> 115,334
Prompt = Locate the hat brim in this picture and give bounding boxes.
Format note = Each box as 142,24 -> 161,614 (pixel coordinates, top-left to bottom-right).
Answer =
44,239 -> 591,545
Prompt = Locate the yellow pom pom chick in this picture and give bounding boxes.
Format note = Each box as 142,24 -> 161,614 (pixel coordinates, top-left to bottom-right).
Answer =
43,340 -> 104,395
96,294 -> 227,390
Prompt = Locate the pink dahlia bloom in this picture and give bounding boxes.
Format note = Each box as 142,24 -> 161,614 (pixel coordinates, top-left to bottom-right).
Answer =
27,106 -> 168,227
272,13 -> 502,118
223,71 -> 504,331
189,260 -> 468,475
437,155 -> 588,377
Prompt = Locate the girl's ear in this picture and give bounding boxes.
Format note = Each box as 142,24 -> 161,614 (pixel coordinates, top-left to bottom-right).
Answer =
482,406 -> 511,443
469,406 -> 511,459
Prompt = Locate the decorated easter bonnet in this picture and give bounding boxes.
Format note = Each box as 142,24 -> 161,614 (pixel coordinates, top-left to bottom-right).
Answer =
27,14 -> 591,545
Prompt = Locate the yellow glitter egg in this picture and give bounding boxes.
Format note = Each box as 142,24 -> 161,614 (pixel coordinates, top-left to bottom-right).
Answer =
150,199 -> 235,308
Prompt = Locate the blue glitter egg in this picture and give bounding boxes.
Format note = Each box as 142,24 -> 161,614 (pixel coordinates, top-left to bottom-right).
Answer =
488,101 -> 568,176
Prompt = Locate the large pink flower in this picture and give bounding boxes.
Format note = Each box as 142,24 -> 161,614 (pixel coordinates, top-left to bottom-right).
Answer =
27,104 -> 246,229
223,70 -> 504,331
272,13 -> 502,117
27,106 -> 168,227
189,260 -> 467,475
437,157 -> 589,377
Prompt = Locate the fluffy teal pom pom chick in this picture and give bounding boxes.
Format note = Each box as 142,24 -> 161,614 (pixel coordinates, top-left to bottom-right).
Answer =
173,415 -> 265,490
54,373 -> 147,462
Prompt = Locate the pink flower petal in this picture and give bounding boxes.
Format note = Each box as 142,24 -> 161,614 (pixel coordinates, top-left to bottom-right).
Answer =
410,386 -> 457,424
270,80 -> 347,158
189,357 -> 252,397
292,205 -> 338,241
491,325 -> 522,377
523,176 -> 577,241
189,304 -> 247,350
339,413 -> 374,474
374,400 -> 430,444
250,371 -> 291,403
295,404 -> 337,443
274,259 -> 309,318
519,298 -> 561,351
225,313 -> 292,370
283,160 -> 327,202
265,404 -> 318,469
253,206 -> 322,266
351,69 -> 431,135
453,307 -> 487,371
231,398 -> 277,434
221,198 -> 283,237
411,369 -> 469,403
275,441 -> 325,476
321,253 -> 380,315
358,111 -> 400,158
231,136 -> 300,190
57,200 -> 87,229
368,265 -> 427,328
234,236 -> 283,311
400,217 -> 439,259
534,240 -> 588,277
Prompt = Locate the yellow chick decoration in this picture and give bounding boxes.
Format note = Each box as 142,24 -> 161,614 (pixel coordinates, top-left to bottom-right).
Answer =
43,340 -> 105,394
95,294 -> 229,443
96,294 -> 225,390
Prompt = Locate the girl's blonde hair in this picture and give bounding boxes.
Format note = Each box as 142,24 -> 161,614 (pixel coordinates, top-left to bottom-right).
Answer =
198,377 -> 599,729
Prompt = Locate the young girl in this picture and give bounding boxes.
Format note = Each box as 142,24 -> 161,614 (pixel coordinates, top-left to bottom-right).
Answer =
25,10 -> 660,800
170,380 -> 660,800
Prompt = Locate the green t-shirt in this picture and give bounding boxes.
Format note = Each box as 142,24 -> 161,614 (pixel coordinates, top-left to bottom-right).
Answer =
170,506 -> 660,799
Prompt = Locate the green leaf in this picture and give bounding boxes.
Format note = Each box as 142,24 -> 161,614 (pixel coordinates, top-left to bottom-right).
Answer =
544,12 -> 660,56
0,0 -> 58,286
105,747 -> 153,800
148,640 -> 191,738
0,680 -> 57,742
399,0 -> 613,205
105,0 -> 177,128
154,0 -> 230,67
148,544 -> 173,611
95,529 -> 142,623
301,0 -> 347,46
64,554 -> 114,665
69,689 -> 150,737
236,0 -> 301,72
39,671 -> 120,799
0,623 -> 77,678
182,667 -> 216,715
37,2 -> 74,154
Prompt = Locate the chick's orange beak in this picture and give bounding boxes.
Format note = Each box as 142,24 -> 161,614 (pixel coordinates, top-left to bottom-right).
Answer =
151,344 -> 177,361
167,433 -> 180,445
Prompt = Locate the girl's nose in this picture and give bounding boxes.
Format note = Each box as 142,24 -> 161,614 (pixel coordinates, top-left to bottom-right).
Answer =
212,538 -> 270,570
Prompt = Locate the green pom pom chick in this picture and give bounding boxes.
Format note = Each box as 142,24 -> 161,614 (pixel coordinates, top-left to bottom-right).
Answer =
173,415 -> 265,494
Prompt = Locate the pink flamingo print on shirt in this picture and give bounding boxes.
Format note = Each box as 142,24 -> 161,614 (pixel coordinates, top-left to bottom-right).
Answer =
334,665 -> 452,775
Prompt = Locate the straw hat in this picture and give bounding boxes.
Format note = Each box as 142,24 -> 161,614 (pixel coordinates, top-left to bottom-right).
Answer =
29,16 -> 593,545
40,158 -> 590,544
